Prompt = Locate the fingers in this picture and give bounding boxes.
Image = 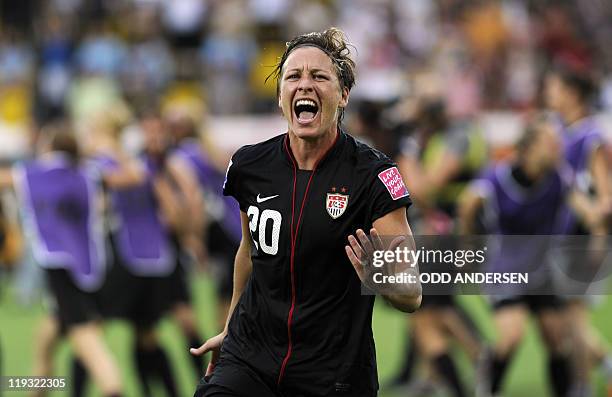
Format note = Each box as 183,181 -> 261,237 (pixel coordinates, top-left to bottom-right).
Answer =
189,346 -> 205,356
205,348 -> 220,377
189,340 -> 212,356
205,362 -> 215,377
389,235 -> 406,251
370,228 -> 384,251
371,228 -> 407,252
347,234 -> 365,261
345,245 -> 361,268
347,228 -> 408,265
356,229 -> 374,254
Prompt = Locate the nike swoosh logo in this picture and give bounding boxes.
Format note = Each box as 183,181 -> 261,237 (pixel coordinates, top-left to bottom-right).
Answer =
257,194 -> 279,203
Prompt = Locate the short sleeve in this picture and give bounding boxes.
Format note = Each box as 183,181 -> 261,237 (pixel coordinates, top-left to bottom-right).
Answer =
87,156 -> 117,173
222,149 -> 245,211
585,130 -> 606,158
368,162 -> 412,223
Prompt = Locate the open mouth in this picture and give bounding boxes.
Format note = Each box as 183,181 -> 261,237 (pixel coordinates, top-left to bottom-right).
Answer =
294,99 -> 319,124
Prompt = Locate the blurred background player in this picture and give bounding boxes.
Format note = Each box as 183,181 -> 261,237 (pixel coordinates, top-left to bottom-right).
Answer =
0,186 -> 22,377
0,125 -> 124,397
392,97 -> 486,396
0,188 -> 22,387
544,64 -> 612,397
165,101 -> 241,332
138,105 -> 210,380
139,107 -> 209,383
79,108 -> 180,397
459,114 -> 574,397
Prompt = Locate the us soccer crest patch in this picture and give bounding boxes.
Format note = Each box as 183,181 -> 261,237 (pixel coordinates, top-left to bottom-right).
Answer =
326,193 -> 348,219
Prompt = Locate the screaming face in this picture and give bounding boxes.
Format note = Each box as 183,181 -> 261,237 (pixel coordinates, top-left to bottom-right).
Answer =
278,46 -> 349,141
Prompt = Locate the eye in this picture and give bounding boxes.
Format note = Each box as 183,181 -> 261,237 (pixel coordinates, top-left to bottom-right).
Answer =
286,73 -> 299,80
314,74 -> 328,80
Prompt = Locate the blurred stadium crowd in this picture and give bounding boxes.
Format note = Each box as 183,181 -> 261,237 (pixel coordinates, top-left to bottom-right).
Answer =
0,0 -> 611,130
0,0 -> 611,397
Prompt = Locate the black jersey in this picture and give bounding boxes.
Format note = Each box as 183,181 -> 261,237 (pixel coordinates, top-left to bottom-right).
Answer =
220,131 -> 411,396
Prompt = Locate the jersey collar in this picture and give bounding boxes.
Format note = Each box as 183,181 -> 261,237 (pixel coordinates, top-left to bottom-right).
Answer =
282,130 -> 346,170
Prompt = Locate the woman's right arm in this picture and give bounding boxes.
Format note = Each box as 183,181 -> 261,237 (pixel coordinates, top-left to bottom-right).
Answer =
223,211 -> 253,331
457,188 -> 484,235
189,211 -> 253,375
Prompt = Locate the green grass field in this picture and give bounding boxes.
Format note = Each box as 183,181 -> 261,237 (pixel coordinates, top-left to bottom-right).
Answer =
1,274 -> 610,397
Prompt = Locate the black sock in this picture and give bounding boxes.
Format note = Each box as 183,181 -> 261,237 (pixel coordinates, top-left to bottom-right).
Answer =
188,334 -> 204,376
433,353 -> 465,397
71,358 -> 88,397
153,345 -> 178,397
548,353 -> 571,397
135,346 -> 154,396
136,344 -> 179,397
454,304 -> 482,339
490,353 -> 511,394
393,334 -> 417,384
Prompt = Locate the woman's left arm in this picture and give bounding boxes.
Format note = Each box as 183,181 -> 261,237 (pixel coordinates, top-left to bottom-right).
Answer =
345,207 -> 422,313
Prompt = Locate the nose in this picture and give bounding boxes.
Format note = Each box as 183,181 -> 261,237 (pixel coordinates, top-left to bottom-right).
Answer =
297,75 -> 314,92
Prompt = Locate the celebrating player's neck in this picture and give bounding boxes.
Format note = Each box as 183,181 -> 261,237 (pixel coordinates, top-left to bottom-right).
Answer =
288,127 -> 338,170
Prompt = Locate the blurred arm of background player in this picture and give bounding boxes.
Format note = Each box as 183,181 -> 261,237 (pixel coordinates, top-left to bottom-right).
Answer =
569,189 -> 607,234
589,145 -> 611,233
457,188 -> 483,235
398,145 -> 462,214
101,152 -> 146,189
153,172 -> 186,237
189,211 -> 252,375
0,169 -> 13,189
566,146 -> 611,235
167,156 -> 208,270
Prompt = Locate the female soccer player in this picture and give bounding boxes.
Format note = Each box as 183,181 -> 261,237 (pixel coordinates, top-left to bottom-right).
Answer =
190,28 -> 421,397
395,98 -> 485,397
0,125 -> 126,397
86,110 -> 180,397
142,109 -> 208,379
166,107 -> 241,332
459,114 -> 574,397
544,64 -> 612,397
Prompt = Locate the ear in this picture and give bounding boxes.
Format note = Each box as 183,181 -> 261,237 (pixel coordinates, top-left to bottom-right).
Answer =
278,87 -> 283,109
338,87 -> 349,108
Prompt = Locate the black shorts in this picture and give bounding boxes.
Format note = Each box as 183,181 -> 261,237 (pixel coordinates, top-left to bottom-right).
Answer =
196,383 -> 242,397
492,295 -> 566,313
194,357 -> 276,397
207,221 -> 238,300
419,294 -> 455,308
195,355 -> 377,397
99,258 -> 166,329
157,253 -> 192,310
45,268 -> 102,332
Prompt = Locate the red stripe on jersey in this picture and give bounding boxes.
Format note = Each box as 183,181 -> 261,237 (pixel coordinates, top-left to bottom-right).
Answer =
277,132 -> 339,386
